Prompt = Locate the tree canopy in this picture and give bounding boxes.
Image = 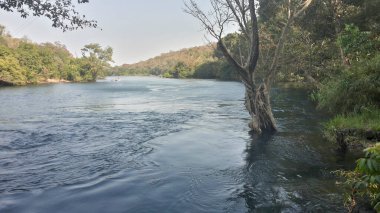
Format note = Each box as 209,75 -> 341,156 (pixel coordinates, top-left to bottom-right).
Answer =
0,26 -> 112,85
0,0 -> 96,31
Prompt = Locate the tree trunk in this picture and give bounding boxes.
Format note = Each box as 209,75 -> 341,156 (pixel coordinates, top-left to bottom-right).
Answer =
245,82 -> 277,133
331,0 -> 347,66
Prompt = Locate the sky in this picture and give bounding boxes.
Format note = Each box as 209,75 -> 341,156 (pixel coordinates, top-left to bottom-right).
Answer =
0,0 -> 218,65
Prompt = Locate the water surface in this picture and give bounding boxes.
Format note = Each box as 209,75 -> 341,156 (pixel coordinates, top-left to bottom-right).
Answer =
0,77 -> 346,212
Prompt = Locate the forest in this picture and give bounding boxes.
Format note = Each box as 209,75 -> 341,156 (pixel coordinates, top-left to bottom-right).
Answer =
0,25 -> 113,86
111,45 -> 240,81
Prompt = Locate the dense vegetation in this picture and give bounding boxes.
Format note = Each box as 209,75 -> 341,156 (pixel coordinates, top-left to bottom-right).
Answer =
289,1 -> 379,210
111,45 -> 239,81
0,25 -> 113,86
338,144 -> 380,212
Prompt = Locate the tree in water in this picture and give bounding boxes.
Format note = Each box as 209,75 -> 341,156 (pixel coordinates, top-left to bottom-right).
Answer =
0,0 -> 96,31
185,0 -> 313,133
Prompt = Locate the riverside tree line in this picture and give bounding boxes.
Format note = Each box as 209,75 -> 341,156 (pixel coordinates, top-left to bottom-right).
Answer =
0,25 -> 113,86
0,0 -> 378,211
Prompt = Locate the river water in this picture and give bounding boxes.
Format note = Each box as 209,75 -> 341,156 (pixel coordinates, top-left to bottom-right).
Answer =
0,77 -> 347,212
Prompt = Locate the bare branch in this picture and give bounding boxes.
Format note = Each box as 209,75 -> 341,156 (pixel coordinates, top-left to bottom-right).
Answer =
184,0 -> 220,39
294,0 -> 313,18
184,0 -> 261,85
226,0 -> 249,39
217,40 -> 250,84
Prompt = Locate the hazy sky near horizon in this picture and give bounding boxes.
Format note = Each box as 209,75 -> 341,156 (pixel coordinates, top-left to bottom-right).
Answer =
0,0 -> 223,65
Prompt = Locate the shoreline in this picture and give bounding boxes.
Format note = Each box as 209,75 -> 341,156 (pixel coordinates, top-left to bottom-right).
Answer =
40,79 -> 72,84
0,78 -> 73,87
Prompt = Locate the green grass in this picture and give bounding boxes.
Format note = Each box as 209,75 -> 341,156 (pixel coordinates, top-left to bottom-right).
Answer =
326,107 -> 380,133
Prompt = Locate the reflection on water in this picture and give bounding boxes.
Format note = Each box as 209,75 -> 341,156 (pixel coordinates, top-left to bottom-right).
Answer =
0,77 -> 346,212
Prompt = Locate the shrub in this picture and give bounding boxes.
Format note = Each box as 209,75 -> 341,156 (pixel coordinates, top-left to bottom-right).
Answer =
338,144 -> 380,212
316,54 -> 380,114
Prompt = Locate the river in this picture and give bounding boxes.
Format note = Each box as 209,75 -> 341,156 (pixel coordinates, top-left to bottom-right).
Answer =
0,76 -> 347,212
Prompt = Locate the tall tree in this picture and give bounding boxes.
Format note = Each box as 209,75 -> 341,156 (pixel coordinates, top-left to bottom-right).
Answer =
262,0 -> 314,87
0,0 -> 96,31
81,43 -> 113,81
185,0 -> 312,133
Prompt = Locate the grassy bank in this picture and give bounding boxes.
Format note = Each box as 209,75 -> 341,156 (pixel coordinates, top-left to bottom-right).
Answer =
324,108 -> 380,150
326,108 -> 380,134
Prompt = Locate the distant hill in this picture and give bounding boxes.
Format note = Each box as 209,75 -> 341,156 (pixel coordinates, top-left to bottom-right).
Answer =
112,45 -> 215,76
111,44 -> 239,80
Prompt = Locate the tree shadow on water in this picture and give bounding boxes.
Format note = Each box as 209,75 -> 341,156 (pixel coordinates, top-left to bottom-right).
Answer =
238,132 -> 288,212
244,131 -> 274,167
238,130 -> 346,212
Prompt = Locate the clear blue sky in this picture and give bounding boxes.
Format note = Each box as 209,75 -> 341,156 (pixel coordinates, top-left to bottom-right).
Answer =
0,0 -> 217,65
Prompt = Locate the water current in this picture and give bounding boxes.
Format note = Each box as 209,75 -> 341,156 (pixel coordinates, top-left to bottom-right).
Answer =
0,77 -> 348,212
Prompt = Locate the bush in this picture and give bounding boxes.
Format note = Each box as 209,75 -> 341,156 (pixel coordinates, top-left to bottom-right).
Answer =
0,55 -> 27,85
337,24 -> 379,61
316,54 -> 380,114
338,144 -> 380,211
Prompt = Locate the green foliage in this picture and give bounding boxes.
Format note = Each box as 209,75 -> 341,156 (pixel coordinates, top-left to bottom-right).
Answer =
162,72 -> 172,78
0,0 -> 96,31
337,24 -> 379,61
316,54 -> 380,114
162,62 -> 192,79
324,107 -> 380,140
192,60 -> 239,80
0,54 -> 26,85
346,0 -> 380,33
111,45 -> 239,80
193,61 -> 219,79
294,0 -> 336,40
220,33 -> 249,62
0,25 -> 113,86
339,144 -> 380,211
111,41 -> 242,81
81,43 -> 113,81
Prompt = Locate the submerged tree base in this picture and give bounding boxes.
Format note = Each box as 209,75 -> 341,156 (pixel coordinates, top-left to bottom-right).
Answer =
245,83 -> 277,134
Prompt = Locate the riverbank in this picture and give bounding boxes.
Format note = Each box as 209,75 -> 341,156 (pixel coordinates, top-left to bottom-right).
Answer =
324,108 -> 380,212
0,31 -> 111,88
325,108 -> 380,152
42,79 -> 72,84
0,78 -> 72,87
